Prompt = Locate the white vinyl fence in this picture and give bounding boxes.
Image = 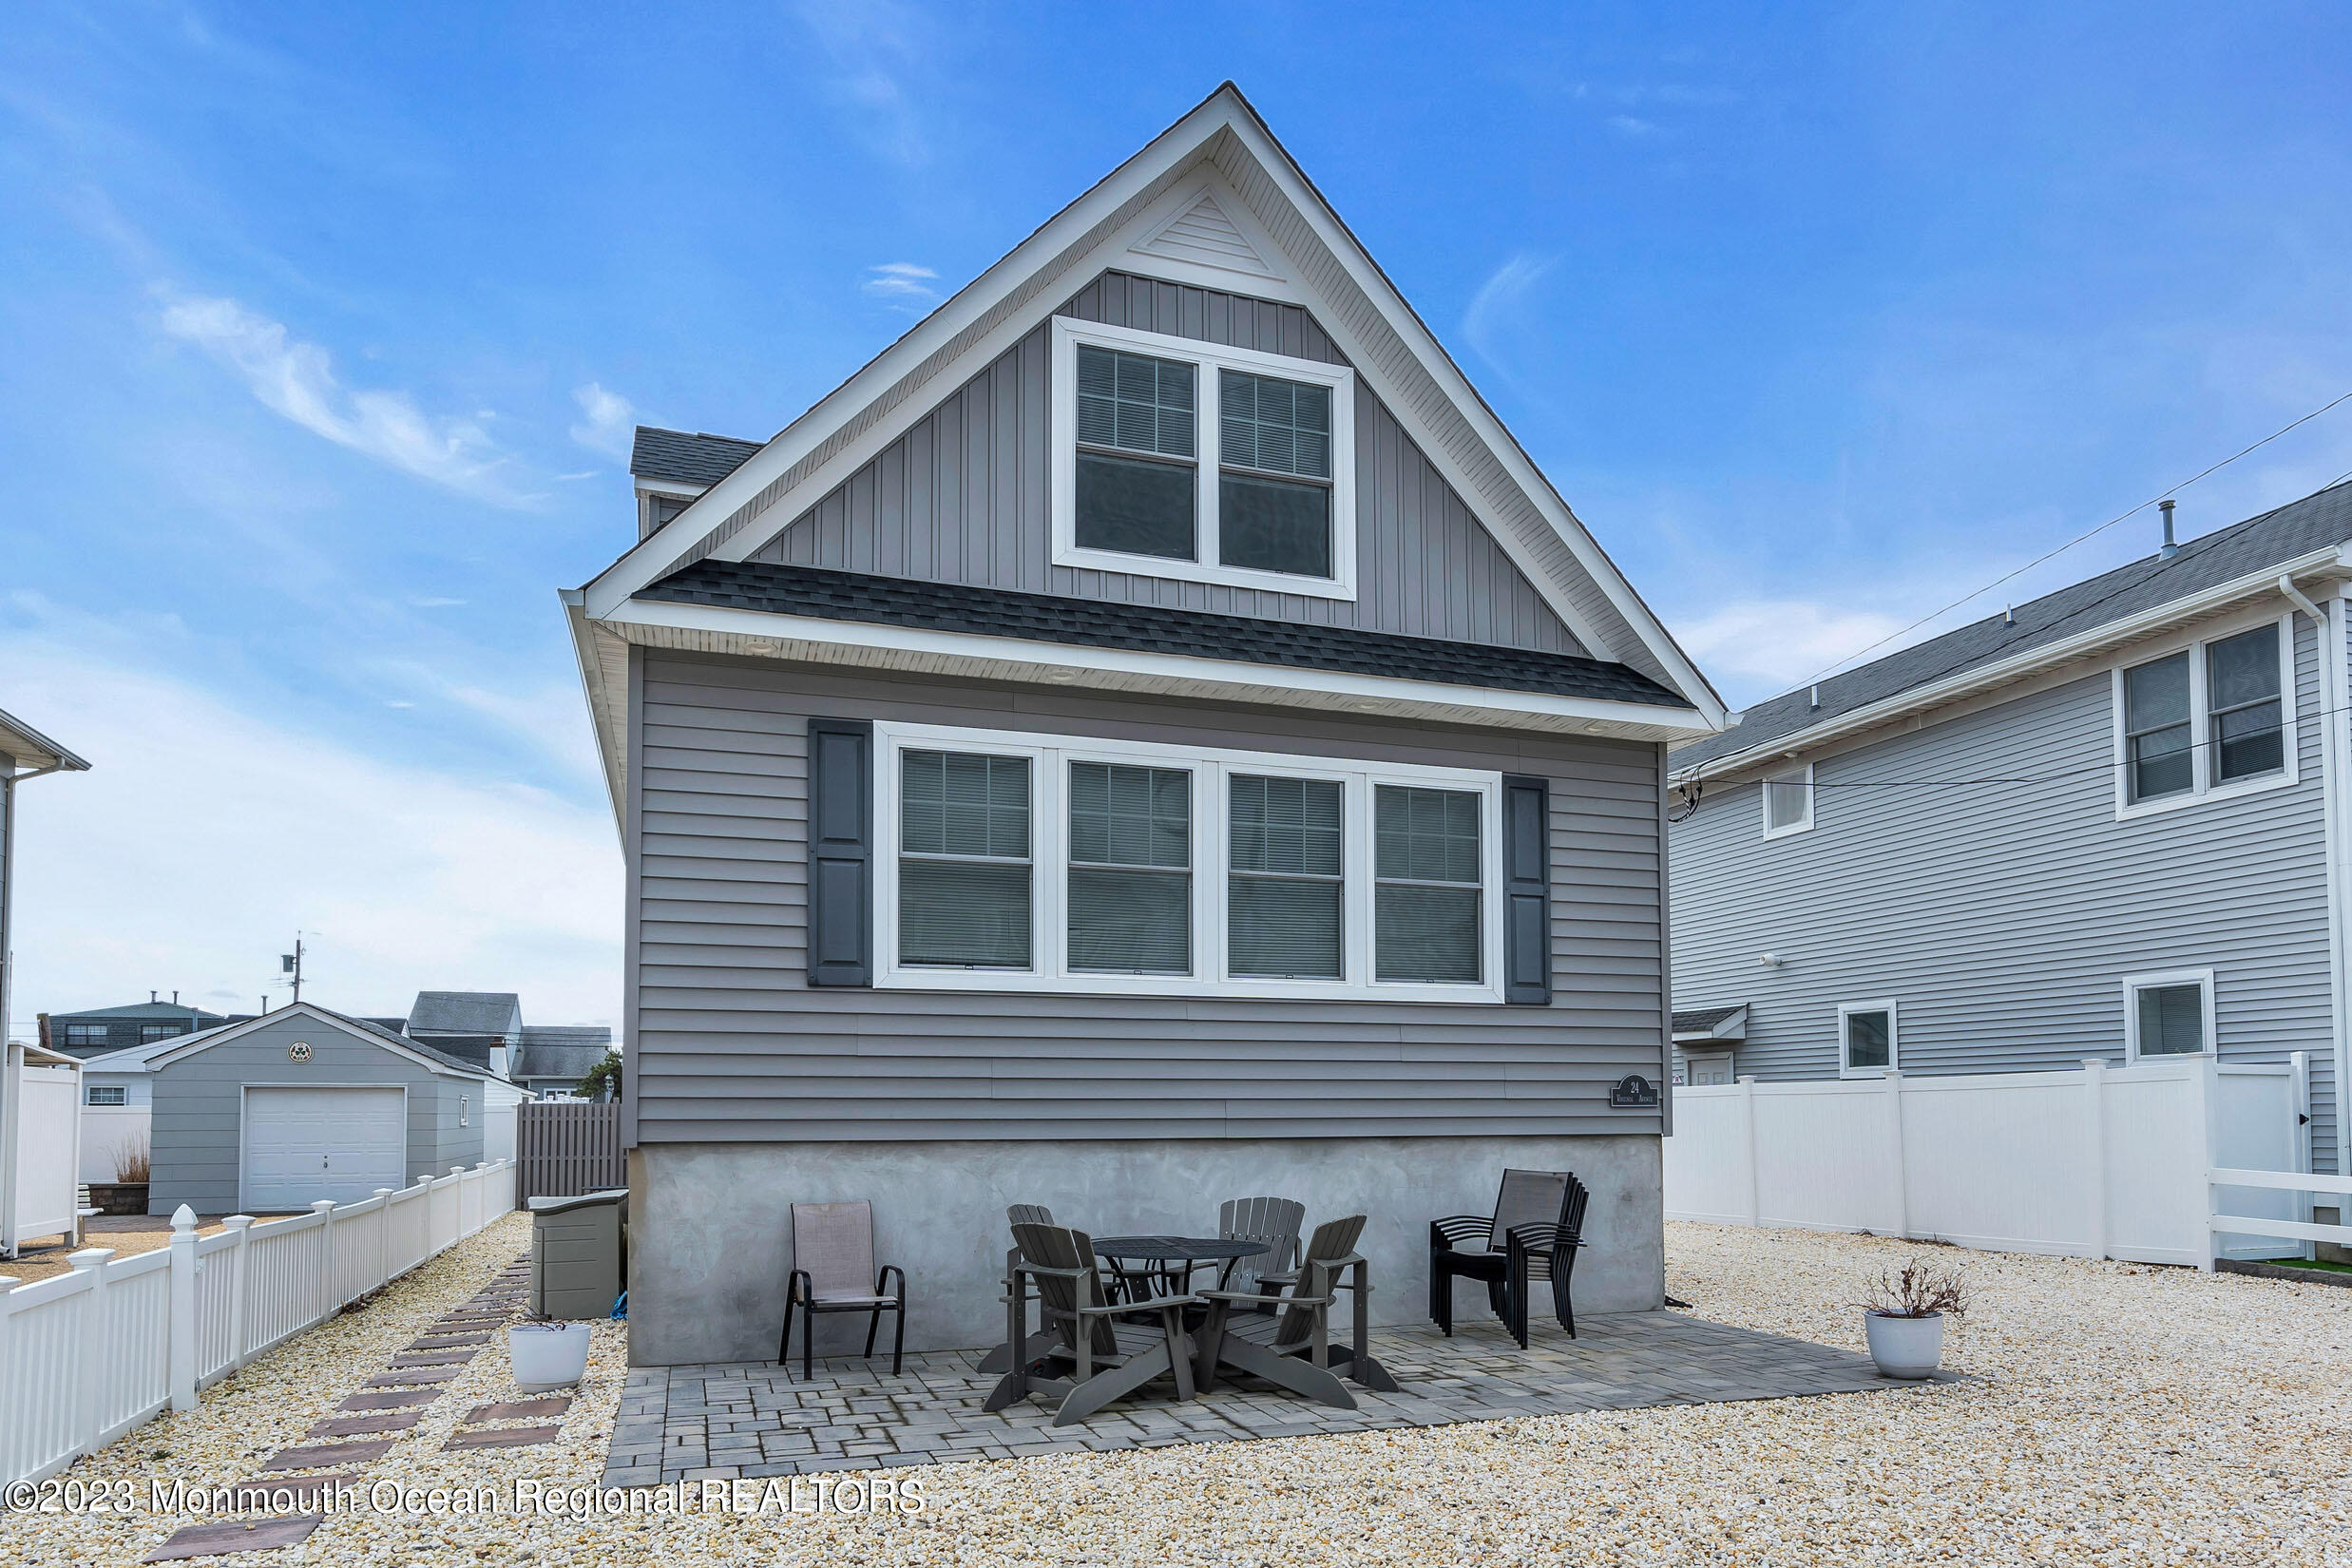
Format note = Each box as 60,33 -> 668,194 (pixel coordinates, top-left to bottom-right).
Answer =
1664,1056 -> 2311,1269
4,1045 -> 84,1254
0,1158 -> 515,1486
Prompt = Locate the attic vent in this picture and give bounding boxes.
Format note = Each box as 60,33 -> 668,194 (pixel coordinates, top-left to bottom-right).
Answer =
1131,190 -> 1284,280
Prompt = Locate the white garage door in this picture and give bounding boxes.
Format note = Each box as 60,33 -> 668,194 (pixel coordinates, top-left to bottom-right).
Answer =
242,1086 -> 409,1212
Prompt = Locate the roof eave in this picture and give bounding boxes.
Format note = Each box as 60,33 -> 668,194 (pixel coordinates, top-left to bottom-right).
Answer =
0,706 -> 90,774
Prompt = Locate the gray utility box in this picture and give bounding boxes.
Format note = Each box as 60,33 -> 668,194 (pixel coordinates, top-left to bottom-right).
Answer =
529,1188 -> 628,1320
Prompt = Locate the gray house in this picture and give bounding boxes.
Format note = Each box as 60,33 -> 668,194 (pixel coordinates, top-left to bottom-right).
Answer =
564,86 -> 1728,1364
137,1001 -> 504,1214
402,990 -> 611,1096
1667,480 -> 2352,1194
44,998 -> 231,1061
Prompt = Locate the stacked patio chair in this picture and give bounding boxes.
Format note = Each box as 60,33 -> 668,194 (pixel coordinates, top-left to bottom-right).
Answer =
1215,1195 -> 1306,1302
776,1198 -> 908,1380
983,1220 -> 1200,1426
1427,1169 -> 1590,1347
1195,1214 -> 1399,1405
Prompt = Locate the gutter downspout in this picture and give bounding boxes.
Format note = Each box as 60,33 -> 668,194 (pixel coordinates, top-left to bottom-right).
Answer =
2279,574 -> 2352,1181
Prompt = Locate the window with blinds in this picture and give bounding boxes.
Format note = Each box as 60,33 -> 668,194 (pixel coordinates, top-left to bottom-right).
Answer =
1228,774 -> 1344,978
897,749 -> 1033,968
1068,762 -> 1192,974
1218,370 -> 1333,577
2207,623 -> 2283,782
1373,785 -> 1482,984
2116,617 -> 2294,813
1075,345 -> 1197,562
2125,651 -> 2193,802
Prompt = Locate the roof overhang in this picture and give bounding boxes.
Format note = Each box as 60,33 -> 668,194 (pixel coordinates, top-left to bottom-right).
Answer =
0,706 -> 89,776
1672,1004 -> 1748,1045
1679,545 -> 2352,784
13,1042 -> 81,1069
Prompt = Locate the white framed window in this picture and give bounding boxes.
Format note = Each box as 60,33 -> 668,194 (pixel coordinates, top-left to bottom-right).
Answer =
2113,613 -> 2296,818
1838,1000 -> 1897,1077
1050,316 -> 1358,601
2122,967 -> 2215,1061
1761,762 -> 1813,839
873,721 -> 1502,1002
86,1084 -> 127,1107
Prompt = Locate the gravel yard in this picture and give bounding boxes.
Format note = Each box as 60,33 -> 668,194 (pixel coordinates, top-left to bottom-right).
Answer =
8,1217 -> 2348,1566
3,1216 -> 230,1286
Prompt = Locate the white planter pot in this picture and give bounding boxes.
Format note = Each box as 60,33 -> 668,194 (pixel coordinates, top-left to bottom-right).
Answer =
1863,1310 -> 1945,1379
508,1323 -> 592,1392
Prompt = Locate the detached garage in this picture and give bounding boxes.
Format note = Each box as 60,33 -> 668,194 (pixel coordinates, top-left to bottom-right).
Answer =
143,1003 -> 503,1215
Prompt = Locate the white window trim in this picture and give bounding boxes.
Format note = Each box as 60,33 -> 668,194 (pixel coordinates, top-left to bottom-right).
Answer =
1760,761 -> 1814,840
1837,999 -> 1899,1078
2112,610 -> 2299,821
2121,966 -> 2217,1062
1049,316 -> 1359,602
86,1084 -> 127,1107
872,720 -> 1504,1003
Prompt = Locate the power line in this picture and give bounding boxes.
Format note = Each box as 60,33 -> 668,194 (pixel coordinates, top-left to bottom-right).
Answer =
1797,388 -> 2352,689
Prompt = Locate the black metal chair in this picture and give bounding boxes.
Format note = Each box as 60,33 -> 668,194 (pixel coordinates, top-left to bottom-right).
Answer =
1429,1169 -> 1589,1346
777,1199 -> 907,1379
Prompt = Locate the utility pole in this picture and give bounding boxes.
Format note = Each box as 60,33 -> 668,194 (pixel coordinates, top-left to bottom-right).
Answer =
281,935 -> 305,1004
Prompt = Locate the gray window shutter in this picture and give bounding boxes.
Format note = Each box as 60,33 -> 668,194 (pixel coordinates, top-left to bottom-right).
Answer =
1501,774 -> 1550,1004
807,718 -> 872,986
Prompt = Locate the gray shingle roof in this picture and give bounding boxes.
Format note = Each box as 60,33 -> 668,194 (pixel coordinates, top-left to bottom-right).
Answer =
640,561 -> 1696,710
1671,480 -> 2352,772
515,1025 -> 612,1084
630,427 -> 764,488
406,991 -> 522,1038
1672,1004 -> 1745,1034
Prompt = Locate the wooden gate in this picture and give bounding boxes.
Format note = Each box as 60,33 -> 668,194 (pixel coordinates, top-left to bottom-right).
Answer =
515,1101 -> 622,1204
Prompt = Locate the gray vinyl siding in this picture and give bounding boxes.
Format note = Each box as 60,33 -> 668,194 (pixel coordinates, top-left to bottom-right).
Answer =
145,1015 -> 487,1214
748,271 -> 1583,656
1670,606 -> 2339,1172
629,648 -> 1667,1143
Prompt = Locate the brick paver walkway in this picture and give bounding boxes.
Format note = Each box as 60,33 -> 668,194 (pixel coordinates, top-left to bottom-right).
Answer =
606,1310 -> 1943,1483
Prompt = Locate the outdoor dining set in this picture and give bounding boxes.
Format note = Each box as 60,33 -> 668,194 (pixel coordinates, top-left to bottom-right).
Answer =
776,1169 -> 1593,1428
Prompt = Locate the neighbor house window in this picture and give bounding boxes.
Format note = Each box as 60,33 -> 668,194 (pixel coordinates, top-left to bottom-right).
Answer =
138,1023 -> 185,1043
64,1023 -> 105,1048
1761,763 -> 1813,838
2117,617 -> 2293,813
2124,968 -> 2213,1060
1054,318 -> 1357,600
1839,1002 -> 1897,1076
86,1084 -> 126,1107
876,723 -> 1501,1001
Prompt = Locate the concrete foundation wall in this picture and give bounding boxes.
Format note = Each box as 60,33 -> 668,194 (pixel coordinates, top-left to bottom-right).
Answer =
627,1134 -> 1662,1366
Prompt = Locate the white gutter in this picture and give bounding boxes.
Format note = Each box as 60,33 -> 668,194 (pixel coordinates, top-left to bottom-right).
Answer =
2280,574 -> 2352,1183
1679,545 -> 2352,784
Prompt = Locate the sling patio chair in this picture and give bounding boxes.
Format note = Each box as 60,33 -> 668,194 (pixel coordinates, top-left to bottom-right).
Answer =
777,1199 -> 908,1380
979,1203 -> 1058,1376
982,1220 -> 1200,1426
1195,1214 -> 1399,1406
1428,1169 -> 1590,1348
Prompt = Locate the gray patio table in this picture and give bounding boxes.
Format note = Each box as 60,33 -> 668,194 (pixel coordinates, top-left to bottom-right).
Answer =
1091,1234 -> 1269,1304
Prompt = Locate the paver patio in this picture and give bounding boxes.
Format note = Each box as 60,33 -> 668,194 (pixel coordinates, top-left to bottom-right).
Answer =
607,1309 -> 1941,1483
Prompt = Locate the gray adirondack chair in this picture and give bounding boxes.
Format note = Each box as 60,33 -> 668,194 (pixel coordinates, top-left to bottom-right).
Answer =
1195,1214 -> 1398,1405
777,1199 -> 907,1380
1429,1169 -> 1589,1347
978,1203 -> 1058,1376
1216,1195 -> 1305,1300
982,1221 -> 1199,1425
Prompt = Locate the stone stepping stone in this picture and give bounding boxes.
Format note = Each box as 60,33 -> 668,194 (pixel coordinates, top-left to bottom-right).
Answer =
365,1367 -> 460,1387
258,1439 -> 396,1471
466,1397 -> 571,1422
306,1410 -> 423,1439
142,1516 -> 323,1561
408,1332 -> 490,1349
225,1474 -> 363,1509
390,1350 -> 476,1367
444,1425 -> 561,1450
338,1389 -> 440,1411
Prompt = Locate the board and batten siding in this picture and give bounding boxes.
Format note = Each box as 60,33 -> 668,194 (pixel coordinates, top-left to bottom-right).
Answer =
747,271 -> 1582,657
145,1015 -> 487,1214
629,648 -> 1667,1145
1669,606 -> 2340,1172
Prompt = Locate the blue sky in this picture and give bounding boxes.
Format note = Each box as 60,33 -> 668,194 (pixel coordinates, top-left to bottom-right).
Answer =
6,2 -> 2350,1027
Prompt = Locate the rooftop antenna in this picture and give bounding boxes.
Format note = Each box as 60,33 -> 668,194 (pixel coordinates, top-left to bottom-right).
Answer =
2158,498 -> 2179,561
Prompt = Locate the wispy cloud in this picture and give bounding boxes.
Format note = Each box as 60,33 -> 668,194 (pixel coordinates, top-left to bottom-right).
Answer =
793,0 -> 932,166
862,261 -> 940,311
1673,599 -> 1910,698
1462,253 -> 1560,392
156,292 -> 537,507
1606,115 -> 1662,139
568,380 -> 636,461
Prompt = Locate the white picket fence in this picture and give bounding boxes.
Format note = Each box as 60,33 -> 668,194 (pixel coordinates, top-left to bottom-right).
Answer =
1664,1056 -> 2311,1269
0,1159 -> 516,1486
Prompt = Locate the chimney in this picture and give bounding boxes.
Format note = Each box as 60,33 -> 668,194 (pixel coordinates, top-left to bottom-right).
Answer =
149,989 -> 158,1004
2158,499 -> 2179,561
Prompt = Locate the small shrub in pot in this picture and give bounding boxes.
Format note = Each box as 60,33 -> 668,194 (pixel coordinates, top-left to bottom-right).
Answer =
1859,1259 -> 1967,1379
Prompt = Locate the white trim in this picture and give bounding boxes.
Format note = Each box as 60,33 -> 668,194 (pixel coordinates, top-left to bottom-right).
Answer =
603,597 -> 1715,736
1048,316 -> 1359,601
1128,184 -> 1289,282
2111,610 -> 2300,822
871,720 -> 1505,1004
631,477 -> 707,500
1838,1000 -> 1899,1078
2122,967 -> 2218,1062
1760,762 -> 1814,840
84,1084 -> 126,1107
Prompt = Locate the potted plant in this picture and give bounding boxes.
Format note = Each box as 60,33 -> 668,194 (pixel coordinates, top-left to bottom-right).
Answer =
1859,1259 -> 1967,1379
508,1313 -> 592,1392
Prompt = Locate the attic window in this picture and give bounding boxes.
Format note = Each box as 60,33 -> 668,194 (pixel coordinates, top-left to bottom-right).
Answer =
1053,317 -> 1356,601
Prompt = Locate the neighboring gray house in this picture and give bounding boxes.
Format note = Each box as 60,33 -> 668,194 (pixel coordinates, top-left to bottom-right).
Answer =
44,998 -> 231,1060
564,86 -> 1729,1363
513,1026 -> 614,1099
1667,480 -> 2352,1189
401,990 -> 611,1097
135,1002 -> 504,1214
